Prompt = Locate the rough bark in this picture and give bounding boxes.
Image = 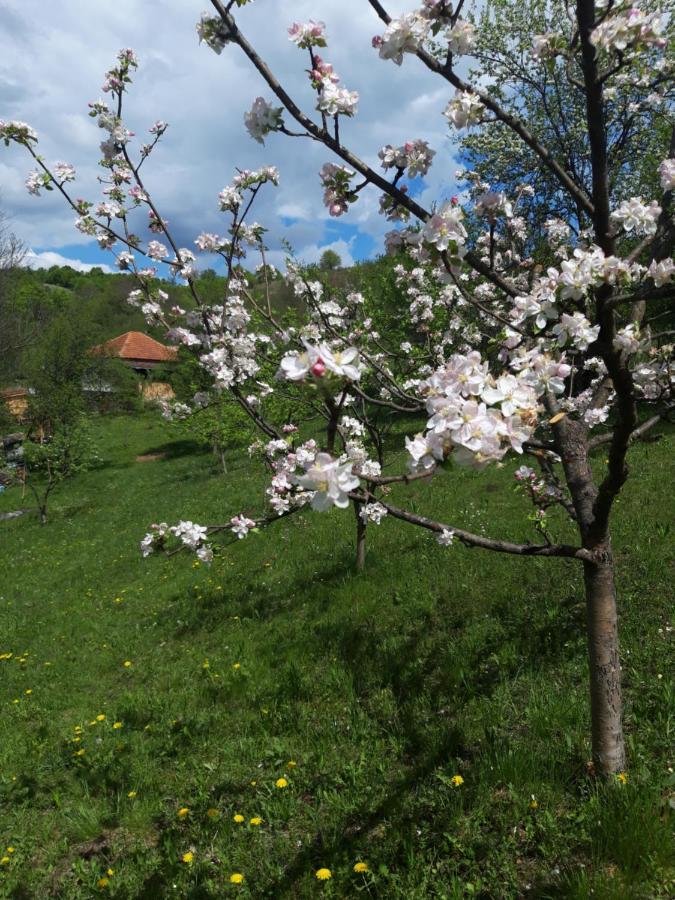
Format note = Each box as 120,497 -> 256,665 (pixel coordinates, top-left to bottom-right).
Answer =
555,417 -> 627,774
583,544 -> 626,774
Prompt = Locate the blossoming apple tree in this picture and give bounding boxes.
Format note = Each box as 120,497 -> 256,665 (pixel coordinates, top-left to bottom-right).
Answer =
1,0 -> 673,776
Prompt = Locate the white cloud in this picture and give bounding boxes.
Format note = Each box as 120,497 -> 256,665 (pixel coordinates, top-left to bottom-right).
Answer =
25,249 -> 113,273
0,0 -> 469,267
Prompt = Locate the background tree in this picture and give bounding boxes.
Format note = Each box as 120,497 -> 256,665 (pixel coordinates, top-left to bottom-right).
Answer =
319,248 -> 342,271
0,205 -> 28,380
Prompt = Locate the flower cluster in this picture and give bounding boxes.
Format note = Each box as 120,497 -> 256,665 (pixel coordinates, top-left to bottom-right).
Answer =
373,13 -> 429,65
288,21 -> 327,49
447,19 -> 475,55
0,120 -> 38,145
591,7 -> 666,53
658,158 -> 675,192
407,351 -> 539,470
379,140 -> 436,178
244,98 -> 284,144
319,162 -> 357,217
421,202 -> 467,257
295,452 -> 360,511
230,515 -> 256,539
318,83 -> 359,118
196,14 -> 230,54
611,198 -> 661,236
444,90 -> 485,129
278,341 -> 362,383
359,502 -> 388,525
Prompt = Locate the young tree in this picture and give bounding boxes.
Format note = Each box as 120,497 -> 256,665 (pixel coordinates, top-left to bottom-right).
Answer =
168,398 -> 255,475
18,422 -> 100,525
2,0 -> 672,777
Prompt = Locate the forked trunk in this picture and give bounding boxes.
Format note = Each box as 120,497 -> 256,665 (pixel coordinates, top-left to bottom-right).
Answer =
583,542 -> 626,775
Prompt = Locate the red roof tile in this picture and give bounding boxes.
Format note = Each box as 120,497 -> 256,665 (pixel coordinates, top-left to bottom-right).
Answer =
92,332 -> 178,362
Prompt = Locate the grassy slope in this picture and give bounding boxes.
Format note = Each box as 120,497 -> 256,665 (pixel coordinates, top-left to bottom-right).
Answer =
0,414 -> 672,899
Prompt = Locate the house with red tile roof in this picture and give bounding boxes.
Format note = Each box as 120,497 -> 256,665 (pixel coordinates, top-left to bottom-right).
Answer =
90,332 -> 177,402
91,331 -> 178,372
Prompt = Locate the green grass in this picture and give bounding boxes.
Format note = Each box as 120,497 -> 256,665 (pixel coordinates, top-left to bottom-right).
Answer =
0,414 -> 673,898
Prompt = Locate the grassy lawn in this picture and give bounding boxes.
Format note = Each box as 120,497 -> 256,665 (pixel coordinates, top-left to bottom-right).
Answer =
0,413 -> 673,899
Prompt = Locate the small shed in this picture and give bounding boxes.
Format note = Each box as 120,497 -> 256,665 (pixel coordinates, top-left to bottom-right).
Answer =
1,387 -> 30,420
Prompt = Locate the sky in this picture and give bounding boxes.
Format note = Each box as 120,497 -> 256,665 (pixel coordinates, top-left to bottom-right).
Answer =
0,0 -> 465,274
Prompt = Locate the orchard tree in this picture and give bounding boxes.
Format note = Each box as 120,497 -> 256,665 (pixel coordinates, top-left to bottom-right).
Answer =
1,0 -> 673,777
19,422 -> 100,525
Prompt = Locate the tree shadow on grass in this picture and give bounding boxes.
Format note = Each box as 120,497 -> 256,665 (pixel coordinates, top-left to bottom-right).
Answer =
137,439 -> 206,461
253,596 -> 587,897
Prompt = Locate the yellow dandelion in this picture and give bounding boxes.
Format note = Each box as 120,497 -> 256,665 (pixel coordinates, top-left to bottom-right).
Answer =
128,791 -> 137,798
287,760 -> 297,769
181,851 -> 194,864
74,748 -> 86,756
25,689 -> 32,695
202,660 -> 210,669
275,777 -> 288,789
0,857 -> 10,866
529,796 -> 538,810
250,780 -> 257,787
112,722 -> 123,730
6,848 -> 15,854
123,661 -> 132,668
106,869 -> 114,876
450,774 -> 464,787
177,807 -> 190,818
206,808 -> 220,819
96,714 -> 106,722
353,862 -> 369,873
229,873 -> 245,884
233,813 -> 245,823
74,726 -> 83,734
232,662 -> 241,670
617,772 -> 628,785
249,816 -> 262,826
315,868 -> 332,881
97,877 -> 109,889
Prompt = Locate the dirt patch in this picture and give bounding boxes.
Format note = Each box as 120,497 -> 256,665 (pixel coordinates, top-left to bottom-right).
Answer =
135,453 -> 166,462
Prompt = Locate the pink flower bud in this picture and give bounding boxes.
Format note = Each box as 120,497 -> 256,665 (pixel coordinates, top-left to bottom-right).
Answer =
311,358 -> 326,377
372,35 -> 383,48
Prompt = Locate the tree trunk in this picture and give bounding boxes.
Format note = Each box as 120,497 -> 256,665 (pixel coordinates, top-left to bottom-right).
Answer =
582,541 -> 626,775
353,500 -> 366,572
38,505 -> 47,526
